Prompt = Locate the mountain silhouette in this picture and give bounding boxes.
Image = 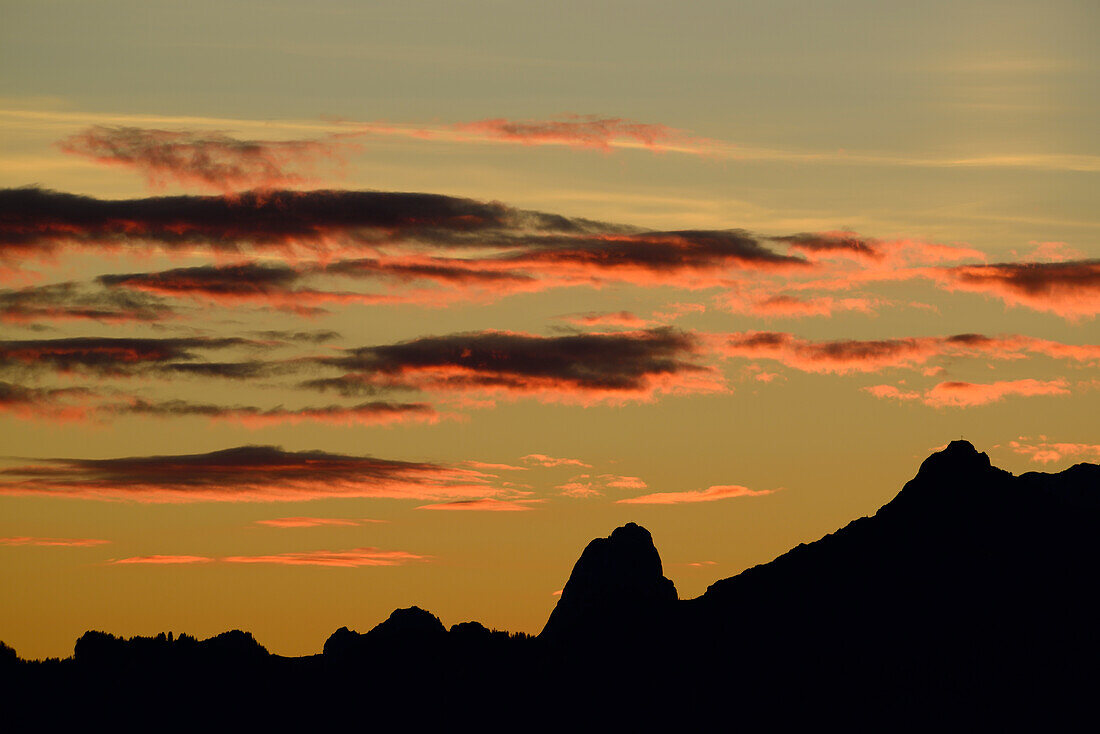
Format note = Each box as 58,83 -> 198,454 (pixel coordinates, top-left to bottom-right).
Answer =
540,521 -> 676,644
4,441 -> 1097,725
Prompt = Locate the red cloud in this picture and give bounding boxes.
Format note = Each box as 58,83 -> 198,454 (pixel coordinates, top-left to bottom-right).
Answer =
222,547 -> 426,567
0,536 -> 110,547
864,378 -> 1071,407
617,484 -> 776,504
58,126 -> 356,194
0,445 -> 506,503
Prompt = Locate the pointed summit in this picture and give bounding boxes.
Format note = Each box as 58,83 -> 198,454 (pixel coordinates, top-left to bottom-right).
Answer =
540,522 -> 676,643
916,440 -> 992,477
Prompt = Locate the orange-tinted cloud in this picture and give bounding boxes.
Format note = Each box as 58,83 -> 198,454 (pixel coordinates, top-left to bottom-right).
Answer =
0,187 -> 611,262
111,555 -> 213,564
0,283 -> 172,323
0,336 -> 258,376
557,311 -> 651,328
864,378 -> 1071,407
936,260 -> 1100,320
222,547 -> 426,567
721,291 -> 880,318
416,498 -> 539,511
98,262 -> 401,313
58,126 -> 356,194
110,398 -> 440,428
0,382 -> 95,422
617,484 -> 776,504
778,231 -> 986,266
0,445 -> 504,503
599,474 -> 647,489
715,331 -> 1099,374
0,536 -> 110,547
254,517 -> 383,528
308,328 -> 724,405
557,479 -> 602,498
452,115 -> 695,153
521,454 -> 592,469
1006,438 -> 1100,464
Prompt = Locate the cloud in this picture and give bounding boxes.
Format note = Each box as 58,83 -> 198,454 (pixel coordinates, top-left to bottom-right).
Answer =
98,262 -> 398,313
720,291 -> 880,318
246,329 -> 341,344
0,445 -> 504,503
309,328 -> 724,405
863,378 -> 1071,407
111,555 -> 213,564
0,381 -> 94,421
0,536 -> 110,547
416,498 -> 538,511
936,260 -> 1100,320
521,454 -> 591,469
0,186 -> 613,262
222,548 -> 426,567
557,311 -> 651,328
1006,438 -> 1100,464
254,517 -> 384,528
57,125 -> 356,194
599,474 -> 647,489
452,115 -> 696,153
715,331 -> 1099,374
557,479 -> 602,498
778,232 -> 885,262
0,336 -> 259,376
777,231 -> 985,266
108,398 -> 440,428
617,484 -> 776,504
0,283 -> 172,323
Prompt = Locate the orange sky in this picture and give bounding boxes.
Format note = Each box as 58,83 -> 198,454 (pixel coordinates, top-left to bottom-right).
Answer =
1,0 -> 1097,659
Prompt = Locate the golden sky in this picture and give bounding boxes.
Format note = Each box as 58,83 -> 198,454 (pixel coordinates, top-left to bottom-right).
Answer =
1,0 -> 1098,659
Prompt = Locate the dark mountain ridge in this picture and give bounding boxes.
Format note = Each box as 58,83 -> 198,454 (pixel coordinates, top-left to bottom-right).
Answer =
4,441 -> 1097,723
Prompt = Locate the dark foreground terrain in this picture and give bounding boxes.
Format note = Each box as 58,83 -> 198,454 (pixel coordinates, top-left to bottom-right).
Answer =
4,441 -> 1098,725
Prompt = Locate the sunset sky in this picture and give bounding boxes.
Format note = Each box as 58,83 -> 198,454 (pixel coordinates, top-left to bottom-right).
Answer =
1,0 -> 1097,659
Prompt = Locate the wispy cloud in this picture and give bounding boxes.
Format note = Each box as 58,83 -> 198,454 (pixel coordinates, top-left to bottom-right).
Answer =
416,498 -> 539,511
617,484 -> 776,504
0,536 -> 110,547
1005,438 -> 1100,464
715,331 -> 1099,375
222,548 -> 426,567
521,454 -> 591,469
864,378 -> 1071,407
111,554 -> 213,564
58,125 -> 356,194
254,517 -> 384,528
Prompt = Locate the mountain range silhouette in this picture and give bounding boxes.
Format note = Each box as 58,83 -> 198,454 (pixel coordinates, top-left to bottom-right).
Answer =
4,441 -> 1098,725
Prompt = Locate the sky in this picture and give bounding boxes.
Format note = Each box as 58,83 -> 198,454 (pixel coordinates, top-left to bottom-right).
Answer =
1,0 -> 1097,659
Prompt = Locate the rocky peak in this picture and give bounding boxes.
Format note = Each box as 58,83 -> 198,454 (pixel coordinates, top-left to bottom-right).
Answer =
540,522 -> 676,642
